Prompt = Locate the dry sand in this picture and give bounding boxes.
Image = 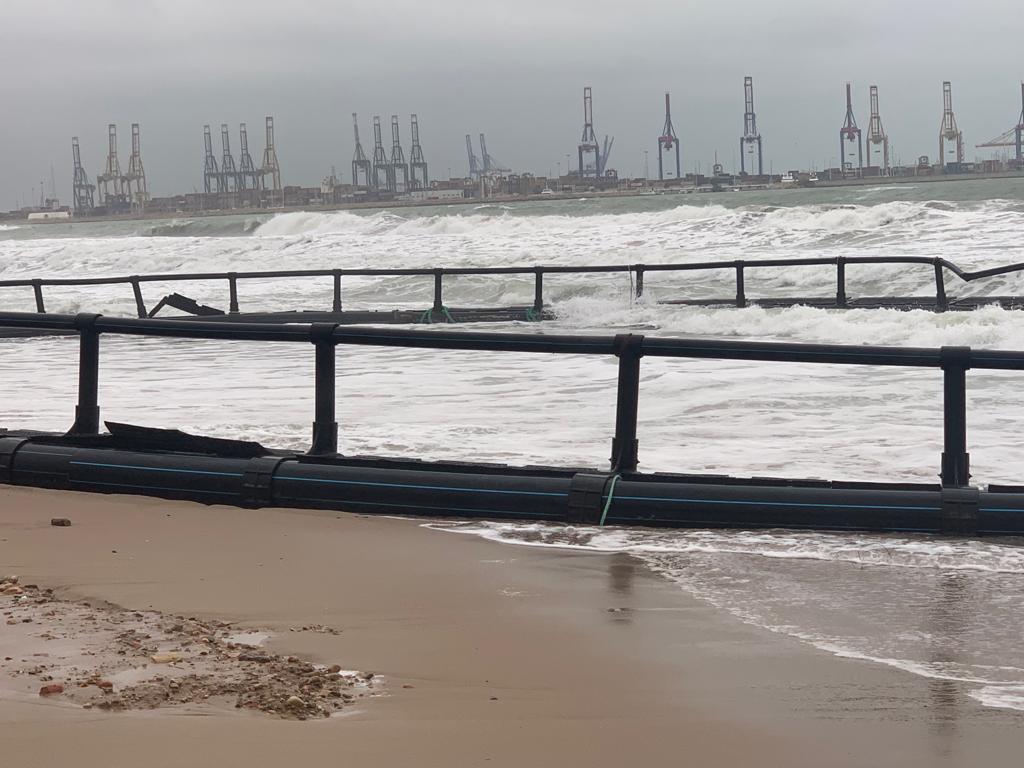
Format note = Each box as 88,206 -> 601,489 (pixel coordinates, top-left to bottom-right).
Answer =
0,484 -> 1021,767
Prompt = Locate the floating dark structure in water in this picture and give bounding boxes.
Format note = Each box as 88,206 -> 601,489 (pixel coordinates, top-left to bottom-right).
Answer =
3,255 -> 1024,339
1,312 -> 1022,536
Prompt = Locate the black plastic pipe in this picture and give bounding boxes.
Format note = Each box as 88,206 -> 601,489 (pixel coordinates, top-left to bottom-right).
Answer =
836,258 -> 847,307
332,271 -> 342,313
32,280 -> 45,313
433,271 -> 444,312
3,313 -> 1024,370
67,314 -> 101,436
941,347 -> 970,486
3,439 -> 1021,535
935,261 -> 948,312
610,334 -> 643,472
228,274 -> 240,314
309,324 -> 338,455
735,262 -> 746,308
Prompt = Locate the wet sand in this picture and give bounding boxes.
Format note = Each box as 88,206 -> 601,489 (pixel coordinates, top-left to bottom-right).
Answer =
0,485 -> 1020,767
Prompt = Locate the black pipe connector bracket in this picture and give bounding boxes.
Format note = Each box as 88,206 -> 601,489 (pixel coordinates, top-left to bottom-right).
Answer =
612,333 -> 645,359
73,313 -> 103,331
0,437 -> 31,484
939,345 -> 973,370
241,456 -> 294,508
941,487 -> 979,536
567,472 -> 618,524
309,322 -> 339,344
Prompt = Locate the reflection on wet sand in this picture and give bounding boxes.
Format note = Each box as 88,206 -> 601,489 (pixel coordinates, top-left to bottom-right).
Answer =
927,571 -> 972,761
607,553 -> 636,624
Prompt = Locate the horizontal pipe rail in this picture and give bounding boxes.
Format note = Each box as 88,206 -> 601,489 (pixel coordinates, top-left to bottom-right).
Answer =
1,312 -> 1024,370
1,256 -> 1017,289
4,257 -> 1017,329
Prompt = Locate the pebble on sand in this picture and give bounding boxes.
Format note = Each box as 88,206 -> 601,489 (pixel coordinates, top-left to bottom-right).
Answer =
50,518 -> 72,527
39,683 -> 64,696
150,652 -> 183,664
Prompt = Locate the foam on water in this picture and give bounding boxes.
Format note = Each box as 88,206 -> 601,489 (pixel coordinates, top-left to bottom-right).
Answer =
429,520 -> 1024,711
970,685 -> 1024,710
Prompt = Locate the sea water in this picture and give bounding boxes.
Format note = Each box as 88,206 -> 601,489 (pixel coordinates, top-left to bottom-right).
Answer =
2,179 -> 1024,710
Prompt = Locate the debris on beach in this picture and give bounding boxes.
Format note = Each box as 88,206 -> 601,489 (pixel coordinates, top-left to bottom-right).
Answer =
0,581 -> 378,720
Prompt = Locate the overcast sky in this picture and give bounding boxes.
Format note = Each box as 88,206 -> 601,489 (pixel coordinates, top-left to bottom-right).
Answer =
1,0 -> 1022,205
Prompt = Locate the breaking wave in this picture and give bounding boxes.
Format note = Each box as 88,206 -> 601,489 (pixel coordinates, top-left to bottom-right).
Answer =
249,199 -> 1024,257
139,217 -> 265,238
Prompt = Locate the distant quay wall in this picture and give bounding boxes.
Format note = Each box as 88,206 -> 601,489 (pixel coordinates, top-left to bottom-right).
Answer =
13,170 -> 1024,228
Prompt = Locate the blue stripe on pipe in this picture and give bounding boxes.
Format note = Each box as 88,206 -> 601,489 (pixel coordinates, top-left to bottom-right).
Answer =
68,479 -> 237,495
69,461 -> 244,478
275,475 -> 568,497
609,494 -> 938,512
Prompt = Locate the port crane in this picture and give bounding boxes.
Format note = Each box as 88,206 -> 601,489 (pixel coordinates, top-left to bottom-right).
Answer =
976,82 -> 1024,164
577,87 -> 614,177
739,76 -> 763,176
465,134 -> 480,178
351,114 -> 372,188
839,83 -> 863,176
865,85 -> 890,173
479,133 -> 510,174
71,137 -> 95,214
938,81 -> 964,168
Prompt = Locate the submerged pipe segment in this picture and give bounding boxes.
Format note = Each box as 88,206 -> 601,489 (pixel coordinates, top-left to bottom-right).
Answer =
2,438 -> 1023,536
5,255 -> 1024,328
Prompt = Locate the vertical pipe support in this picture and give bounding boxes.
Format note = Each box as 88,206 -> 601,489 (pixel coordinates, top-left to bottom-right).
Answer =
31,280 -> 45,313
610,334 -> 644,473
308,323 -> 339,455
836,257 -> 847,307
67,313 -> 102,436
735,261 -> 746,308
940,346 -> 971,487
228,273 -> 240,314
934,261 -> 948,312
533,267 -> 544,313
332,271 -> 342,313
130,277 -> 147,318
634,266 -> 645,299
432,269 -> 444,313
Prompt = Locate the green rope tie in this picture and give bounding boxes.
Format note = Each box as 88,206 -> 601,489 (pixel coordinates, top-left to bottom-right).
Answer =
525,307 -> 542,322
599,474 -> 621,527
419,306 -> 456,324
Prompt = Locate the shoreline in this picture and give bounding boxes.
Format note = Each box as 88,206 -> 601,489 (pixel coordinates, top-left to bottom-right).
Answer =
8,169 -> 1024,228
1,486 -> 1021,766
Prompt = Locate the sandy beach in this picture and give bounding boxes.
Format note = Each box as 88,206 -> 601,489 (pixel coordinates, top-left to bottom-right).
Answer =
0,484 -> 1020,767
